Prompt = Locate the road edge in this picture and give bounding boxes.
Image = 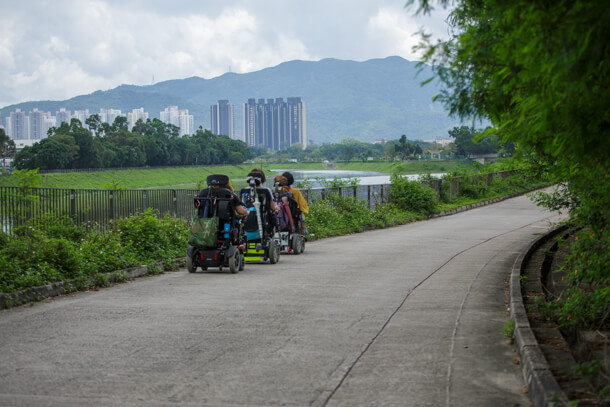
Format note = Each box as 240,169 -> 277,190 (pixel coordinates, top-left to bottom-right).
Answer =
509,224 -> 570,407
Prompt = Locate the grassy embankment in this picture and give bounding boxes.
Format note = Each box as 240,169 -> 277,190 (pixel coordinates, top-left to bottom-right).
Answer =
10,160 -> 477,190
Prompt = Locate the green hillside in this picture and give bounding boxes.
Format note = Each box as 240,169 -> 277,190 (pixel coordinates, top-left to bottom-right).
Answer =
0,57 -> 463,145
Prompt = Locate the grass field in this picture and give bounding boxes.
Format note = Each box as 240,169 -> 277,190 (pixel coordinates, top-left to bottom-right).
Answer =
2,160 -> 477,190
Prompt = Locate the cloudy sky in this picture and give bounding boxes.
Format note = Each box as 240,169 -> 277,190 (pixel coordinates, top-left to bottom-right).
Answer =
0,0 -> 451,109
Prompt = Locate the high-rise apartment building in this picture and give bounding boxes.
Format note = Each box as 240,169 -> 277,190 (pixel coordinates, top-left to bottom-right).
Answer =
127,108 -> 148,130
160,106 -> 194,136
176,109 -> 194,137
3,118 -> 11,137
99,108 -> 123,125
160,106 -> 179,124
56,108 -> 71,126
8,109 -> 28,140
243,97 -> 307,150
43,115 -> 56,137
210,100 -> 234,139
73,109 -> 90,128
29,108 -> 54,140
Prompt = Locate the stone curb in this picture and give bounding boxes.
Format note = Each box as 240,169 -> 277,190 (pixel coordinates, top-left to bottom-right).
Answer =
0,259 -> 184,310
510,224 -> 570,407
431,193 -> 523,218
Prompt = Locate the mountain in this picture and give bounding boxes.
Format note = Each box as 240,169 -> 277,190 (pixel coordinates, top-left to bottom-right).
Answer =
0,56 -> 462,144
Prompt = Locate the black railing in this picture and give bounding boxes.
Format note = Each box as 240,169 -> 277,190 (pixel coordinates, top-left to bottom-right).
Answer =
0,170 -> 518,234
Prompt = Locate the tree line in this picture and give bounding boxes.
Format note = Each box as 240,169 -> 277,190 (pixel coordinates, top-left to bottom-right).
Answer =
11,116 -> 252,170
1,112 -> 510,172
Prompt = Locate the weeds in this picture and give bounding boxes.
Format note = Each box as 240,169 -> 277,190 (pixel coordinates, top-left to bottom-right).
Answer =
502,319 -> 516,343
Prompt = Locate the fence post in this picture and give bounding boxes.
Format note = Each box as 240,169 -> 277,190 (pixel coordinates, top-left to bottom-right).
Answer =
70,189 -> 76,220
367,185 -> 371,209
109,190 -> 114,220
451,177 -> 460,198
172,189 -> 178,217
142,190 -> 148,213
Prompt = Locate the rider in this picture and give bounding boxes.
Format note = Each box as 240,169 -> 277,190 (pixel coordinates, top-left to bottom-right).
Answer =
198,175 -> 247,216
275,171 -> 309,235
280,171 -> 309,216
248,168 -> 279,214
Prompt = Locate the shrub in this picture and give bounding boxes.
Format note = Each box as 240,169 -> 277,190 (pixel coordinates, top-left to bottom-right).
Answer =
307,193 -> 419,239
388,174 -> 438,216
456,173 -> 488,199
0,208 -> 189,294
535,228 -> 610,330
78,233 -> 139,274
112,208 -> 188,265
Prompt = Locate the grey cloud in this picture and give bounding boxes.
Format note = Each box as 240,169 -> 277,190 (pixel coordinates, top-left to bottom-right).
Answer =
0,0 -> 450,107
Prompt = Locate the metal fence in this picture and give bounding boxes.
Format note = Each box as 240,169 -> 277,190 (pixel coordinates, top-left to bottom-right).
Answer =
0,187 -> 200,234
0,184 -> 391,234
0,170 -> 518,234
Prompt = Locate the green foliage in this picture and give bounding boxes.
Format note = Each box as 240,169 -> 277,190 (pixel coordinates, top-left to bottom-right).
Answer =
0,128 -> 16,168
389,174 -> 438,215
535,229 -> 610,330
295,178 -> 315,190
574,361 -> 603,381
0,209 -> 189,294
455,173 -> 488,199
448,126 -> 509,157
307,194 -> 420,239
12,118 -> 252,171
319,176 -> 360,188
413,0 -> 610,230
112,209 -> 187,265
102,179 -> 125,190
0,169 -> 43,224
502,319 -> 515,342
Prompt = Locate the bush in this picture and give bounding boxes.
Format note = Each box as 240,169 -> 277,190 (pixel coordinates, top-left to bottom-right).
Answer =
112,209 -> 188,267
307,193 -> 419,239
388,174 -> 438,216
536,228 -> 610,330
0,209 -> 189,294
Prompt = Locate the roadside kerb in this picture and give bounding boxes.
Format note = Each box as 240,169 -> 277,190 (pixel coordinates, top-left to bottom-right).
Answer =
510,224 -> 570,407
0,260 -> 183,310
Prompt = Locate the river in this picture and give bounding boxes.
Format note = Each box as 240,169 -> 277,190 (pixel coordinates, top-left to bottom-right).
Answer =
269,169 -> 445,187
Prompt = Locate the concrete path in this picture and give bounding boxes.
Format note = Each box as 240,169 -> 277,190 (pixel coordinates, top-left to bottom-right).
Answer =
0,193 -> 565,406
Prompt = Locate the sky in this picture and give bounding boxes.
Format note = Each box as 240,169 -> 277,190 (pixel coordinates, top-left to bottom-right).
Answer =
0,0 -> 451,109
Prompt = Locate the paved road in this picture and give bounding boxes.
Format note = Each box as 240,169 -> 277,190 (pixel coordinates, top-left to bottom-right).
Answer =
0,193 -> 565,407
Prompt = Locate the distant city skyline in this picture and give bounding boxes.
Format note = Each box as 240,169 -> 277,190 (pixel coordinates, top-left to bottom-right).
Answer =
3,97 -> 307,151
3,105 -> 194,142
